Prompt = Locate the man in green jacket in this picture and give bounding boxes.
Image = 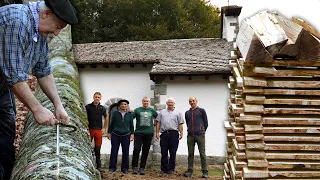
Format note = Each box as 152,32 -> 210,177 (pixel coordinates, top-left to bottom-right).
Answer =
107,99 -> 134,174
132,97 -> 158,175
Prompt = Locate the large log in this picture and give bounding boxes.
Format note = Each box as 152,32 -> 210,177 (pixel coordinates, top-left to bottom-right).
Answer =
11,26 -> 100,179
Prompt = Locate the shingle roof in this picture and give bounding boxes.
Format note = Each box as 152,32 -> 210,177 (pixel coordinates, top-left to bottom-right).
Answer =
73,38 -> 232,74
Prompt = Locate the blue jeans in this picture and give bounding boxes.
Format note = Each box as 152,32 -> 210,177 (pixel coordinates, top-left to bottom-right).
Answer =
109,133 -> 130,172
160,130 -> 179,172
0,90 -> 16,180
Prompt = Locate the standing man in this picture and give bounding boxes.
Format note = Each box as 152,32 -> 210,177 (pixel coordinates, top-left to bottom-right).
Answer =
156,97 -> 184,174
184,97 -> 208,179
132,97 -> 158,175
0,0 -> 77,179
85,92 -> 108,172
107,99 -> 134,174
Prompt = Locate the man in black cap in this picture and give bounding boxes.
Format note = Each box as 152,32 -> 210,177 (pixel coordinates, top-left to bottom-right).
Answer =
107,99 -> 134,174
0,0 -> 77,179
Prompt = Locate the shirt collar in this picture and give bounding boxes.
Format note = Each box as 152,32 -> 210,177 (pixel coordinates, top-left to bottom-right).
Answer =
27,1 -> 40,42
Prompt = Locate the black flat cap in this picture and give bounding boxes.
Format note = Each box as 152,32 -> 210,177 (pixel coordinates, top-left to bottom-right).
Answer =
45,0 -> 78,25
118,99 -> 129,105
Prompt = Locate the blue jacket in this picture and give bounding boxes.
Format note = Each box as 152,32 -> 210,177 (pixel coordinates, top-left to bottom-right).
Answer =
185,107 -> 208,136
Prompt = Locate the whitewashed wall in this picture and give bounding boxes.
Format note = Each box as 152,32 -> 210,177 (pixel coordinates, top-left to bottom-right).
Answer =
79,64 -> 154,108
79,66 -> 229,157
160,76 -> 229,156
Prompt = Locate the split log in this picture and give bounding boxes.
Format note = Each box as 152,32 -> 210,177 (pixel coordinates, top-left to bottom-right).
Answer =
11,27 -> 100,179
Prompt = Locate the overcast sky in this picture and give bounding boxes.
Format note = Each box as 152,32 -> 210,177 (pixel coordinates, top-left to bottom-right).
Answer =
209,0 -> 320,32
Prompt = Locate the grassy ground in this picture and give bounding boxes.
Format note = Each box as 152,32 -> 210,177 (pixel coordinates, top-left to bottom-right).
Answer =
101,165 -> 224,180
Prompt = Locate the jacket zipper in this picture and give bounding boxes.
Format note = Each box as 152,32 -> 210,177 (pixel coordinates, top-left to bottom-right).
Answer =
192,110 -> 194,136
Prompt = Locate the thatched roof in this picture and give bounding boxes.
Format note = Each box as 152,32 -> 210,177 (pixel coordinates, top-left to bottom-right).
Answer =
73,38 -> 232,74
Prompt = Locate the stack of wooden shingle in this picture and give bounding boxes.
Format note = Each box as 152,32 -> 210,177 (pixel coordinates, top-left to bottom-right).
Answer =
224,11 -> 320,180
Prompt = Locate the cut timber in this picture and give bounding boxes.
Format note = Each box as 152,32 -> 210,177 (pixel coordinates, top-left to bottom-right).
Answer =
230,159 -> 242,178
243,88 -> 320,96
236,11 -> 288,64
273,12 -> 303,57
265,143 -> 320,151
233,139 -> 245,150
243,167 -> 268,178
232,66 -> 243,87
293,17 -> 320,40
243,77 -> 267,87
244,66 -> 320,77
244,124 -> 263,132
239,114 -> 261,125
233,156 -> 247,168
229,60 -> 237,67
264,107 -> 320,115
246,150 -> 266,158
268,161 -> 320,169
266,152 -> 320,160
262,115 -> 320,125
299,29 -> 320,61
267,79 -> 320,88
244,104 -> 264,113
248,159 -> 268,168
246,141 -> 265,150
231,103 -> 244,114
245,95 -> 265,104
264,135 -> 320,142
235,149 -> 247,159
247,96 -> 320,106
245,134 -> 264,141
269,170 -> 320,178
231,123 -> 245,134
263,126 -> 320,134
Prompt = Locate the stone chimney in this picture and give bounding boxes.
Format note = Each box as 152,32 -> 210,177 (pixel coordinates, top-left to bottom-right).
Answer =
220,6 -> 242,42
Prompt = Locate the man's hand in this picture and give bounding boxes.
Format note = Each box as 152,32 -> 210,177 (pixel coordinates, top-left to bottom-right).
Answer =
102,128 -> 106,134
129,109 -> 134,113
107,133 -> 111,140
179,133 -> 183,140
55,105 -> 69,123
156,133 -> 160,140
33,106 -> 57,125
130,134 -> 134,141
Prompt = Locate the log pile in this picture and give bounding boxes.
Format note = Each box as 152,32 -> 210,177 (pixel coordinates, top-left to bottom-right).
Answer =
224,11 -> 320,180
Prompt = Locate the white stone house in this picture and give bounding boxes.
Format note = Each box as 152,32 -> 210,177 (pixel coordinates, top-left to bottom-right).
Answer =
73,6 -> 242,163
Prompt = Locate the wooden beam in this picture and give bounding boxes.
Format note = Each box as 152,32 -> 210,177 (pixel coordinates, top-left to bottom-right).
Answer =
266,152 -> 320,160
263,126 -> 320,134
248,159 -> 268,168
265,143 -> 320,151
143,64 -> 147,68
115,64 -> 121,68
243,77 -> 267,87
129,64 -> 134,68
102,64 -> 109,68
293,17 -> 320,40
264,107 -> 320,115
262,115 -> 320,125
243,88 -> 320,96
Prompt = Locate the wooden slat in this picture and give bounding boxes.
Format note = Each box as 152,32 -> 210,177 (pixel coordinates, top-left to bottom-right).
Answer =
264,107 -> 320,115
263,126 -> 320,134
246,141 -> 265,150
262,115 -> 320,125
245,134 -> 264,141
243,88 -> 320,96
244,66 -> 320,77
248,159 -> 268,168
244,125 -> 263,132
243,77 -> 267,87
269,170 -> 320,178
246,150 -> 266,158
268,161 -> 320,169
232,66 -> 244,87
264,135 -> 320,142
267,80 -> 320,88
244,104 -> 264,113
293,17 -> 320,40
239,114 -> 261,125
243,167 -> 268,178
233,156 -> 247,168
251,96 -> 320,106
265,143 -> 320,151
266,152 -> 320,160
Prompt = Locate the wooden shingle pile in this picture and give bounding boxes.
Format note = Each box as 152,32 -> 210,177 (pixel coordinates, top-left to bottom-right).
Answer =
224,11 -> 320,180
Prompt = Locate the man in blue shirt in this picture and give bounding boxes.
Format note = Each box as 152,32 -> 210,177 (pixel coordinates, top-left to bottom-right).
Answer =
0,0 -> 77,179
